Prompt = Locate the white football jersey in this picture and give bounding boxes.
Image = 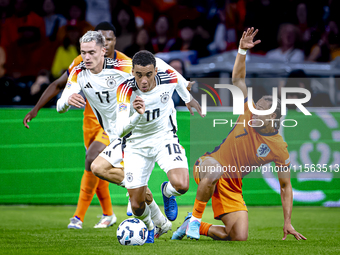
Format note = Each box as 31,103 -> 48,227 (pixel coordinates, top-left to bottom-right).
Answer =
57,57 -> 189,143
116,63 -> 191,148
57,58 -> 131,141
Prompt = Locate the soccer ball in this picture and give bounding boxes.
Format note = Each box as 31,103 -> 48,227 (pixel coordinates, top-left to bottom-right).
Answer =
116,218 -> 148,246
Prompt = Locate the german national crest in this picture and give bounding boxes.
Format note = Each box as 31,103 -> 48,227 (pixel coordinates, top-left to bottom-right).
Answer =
106,76 -> 116,87
160,92 -> 170,103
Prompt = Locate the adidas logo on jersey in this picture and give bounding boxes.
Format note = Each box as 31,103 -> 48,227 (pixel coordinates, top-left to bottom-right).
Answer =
84,82 -> 92,88
104,151 -> 111,157
174,156 -> 182,161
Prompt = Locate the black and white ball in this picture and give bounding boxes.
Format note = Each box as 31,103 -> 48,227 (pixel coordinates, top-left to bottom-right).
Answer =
116,218 -> 148,246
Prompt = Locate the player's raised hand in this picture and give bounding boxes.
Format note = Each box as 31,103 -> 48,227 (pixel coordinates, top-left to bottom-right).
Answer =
23,109 -> 38,129
68,93 -> 85,108
133,96 -> 145,115
186,97 -> 205,118
282,223 -> 307,241
187,81 -> 195,92
239,27 -> 261,50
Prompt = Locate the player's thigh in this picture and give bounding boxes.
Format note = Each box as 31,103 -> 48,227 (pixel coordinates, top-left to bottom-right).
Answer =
220,211 -> 248,241
124,149 -> 155,190
195,156 -> 224,182
85,141 -> 107,171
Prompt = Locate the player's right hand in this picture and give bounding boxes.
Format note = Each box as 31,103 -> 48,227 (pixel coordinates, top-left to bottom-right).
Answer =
186,97 -> 205,118
68,93 -> 85,108
282,223 -> 307,241
133,96 -> 145,115
23,109 -> 38,129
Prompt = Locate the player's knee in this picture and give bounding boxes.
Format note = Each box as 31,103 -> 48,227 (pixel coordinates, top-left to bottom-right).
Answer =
210,177 -> 219,186
173,180 -> 189,194
91,160 -> 103,177
201,177 -> 219,190
231,233 -> 248,241
130,200 -> 145,216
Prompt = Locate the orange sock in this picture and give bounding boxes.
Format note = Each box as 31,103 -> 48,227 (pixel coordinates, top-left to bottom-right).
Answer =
74,170 -> 99,222
200,221 -> 212,236
192,198 -> 207,219
96,179 -> 113,216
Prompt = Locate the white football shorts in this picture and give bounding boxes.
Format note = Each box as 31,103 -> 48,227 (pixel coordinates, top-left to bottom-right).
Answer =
98,138 -> 124,168
124,134 -> 188,189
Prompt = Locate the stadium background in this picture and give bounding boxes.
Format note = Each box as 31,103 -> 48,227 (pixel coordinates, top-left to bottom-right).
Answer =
1,108 -> 339,207
0,0 -> 340,207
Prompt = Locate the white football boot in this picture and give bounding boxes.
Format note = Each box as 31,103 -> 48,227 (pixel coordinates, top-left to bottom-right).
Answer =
154,218 -> 172,238
68,217 -> 83,229
94,213 -> 117,228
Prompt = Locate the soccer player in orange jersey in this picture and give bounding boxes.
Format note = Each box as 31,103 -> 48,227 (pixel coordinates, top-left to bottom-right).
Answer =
23,22 -> 126,229
172,27 -> 307,241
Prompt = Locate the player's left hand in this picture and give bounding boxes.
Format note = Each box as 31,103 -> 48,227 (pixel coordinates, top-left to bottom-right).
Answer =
282,223 -> 307,241
187,81 -> 195,92
186,97 -> 205,118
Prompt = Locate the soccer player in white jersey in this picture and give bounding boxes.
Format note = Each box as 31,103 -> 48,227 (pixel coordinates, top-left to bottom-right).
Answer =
115,50 -> 198,243
57,31 -> 202,240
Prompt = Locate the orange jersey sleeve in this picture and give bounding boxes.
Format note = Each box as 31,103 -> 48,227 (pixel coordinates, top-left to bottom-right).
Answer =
209,97 -> 290,178
67,55 -> 83,75
114,50 -> 132,74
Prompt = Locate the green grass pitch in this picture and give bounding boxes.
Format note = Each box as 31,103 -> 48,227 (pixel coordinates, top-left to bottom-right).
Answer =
0,206 -> 339,254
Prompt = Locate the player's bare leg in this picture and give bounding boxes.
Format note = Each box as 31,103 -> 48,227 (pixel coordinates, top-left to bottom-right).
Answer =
161,168 -> 189,221
91,156 -> 125,185
69,141 -> 116,229
92,155 -> 170,236
196,157 -> 224,202
173,210 -> 248,241
128,186 -> 155,243
218,211 -> 248,241
85,141 -> 106,171
186,157 -> 224,239
166,168 -> 189,194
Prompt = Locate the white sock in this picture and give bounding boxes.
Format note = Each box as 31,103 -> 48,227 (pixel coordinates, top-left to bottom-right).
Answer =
189,215 -> 202,223
133,203 -> 154,230
149,200 -> 166,227
163,182 -> 181,198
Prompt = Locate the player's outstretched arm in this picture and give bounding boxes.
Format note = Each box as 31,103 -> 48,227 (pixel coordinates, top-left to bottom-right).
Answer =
185,96 -> 205,118
278,171 -> 307,241
23,72 -> 68,128
56,69 -> 83,113
232,27 -> 261,98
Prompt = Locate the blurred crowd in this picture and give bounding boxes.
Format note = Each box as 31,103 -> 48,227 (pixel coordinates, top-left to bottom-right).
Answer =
0,0 -> 339,105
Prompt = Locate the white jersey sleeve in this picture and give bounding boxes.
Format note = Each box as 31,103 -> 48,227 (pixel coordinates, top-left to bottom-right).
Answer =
56,66 -> 82,113
116,79 -> 142,138
155,57 -> 191,103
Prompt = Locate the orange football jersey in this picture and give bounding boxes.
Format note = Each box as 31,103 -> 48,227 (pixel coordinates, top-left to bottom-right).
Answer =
207,98 -> 291,191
